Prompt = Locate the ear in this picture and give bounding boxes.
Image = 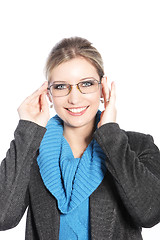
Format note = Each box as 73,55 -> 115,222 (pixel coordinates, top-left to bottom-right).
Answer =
47,91 -> 53,103
100,76 -> 104,98
100,75 -> 108,98
99,79 -> 103,98
100,87 -> 103,98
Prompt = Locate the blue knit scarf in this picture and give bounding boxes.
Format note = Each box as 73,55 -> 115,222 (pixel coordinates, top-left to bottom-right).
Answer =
37,110 -> 107,214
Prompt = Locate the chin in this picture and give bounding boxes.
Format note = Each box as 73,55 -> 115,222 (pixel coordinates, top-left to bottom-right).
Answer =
64,116 -> 96,129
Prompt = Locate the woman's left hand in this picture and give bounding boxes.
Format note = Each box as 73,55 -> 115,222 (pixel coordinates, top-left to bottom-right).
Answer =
98,77 -> 117,128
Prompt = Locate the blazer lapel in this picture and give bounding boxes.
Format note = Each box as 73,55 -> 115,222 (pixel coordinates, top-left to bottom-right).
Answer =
90,172 -> 117,240
29,159 -> 60,240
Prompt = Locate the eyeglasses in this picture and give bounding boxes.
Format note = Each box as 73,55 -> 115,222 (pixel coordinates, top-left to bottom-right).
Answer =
47,78 -> 101,97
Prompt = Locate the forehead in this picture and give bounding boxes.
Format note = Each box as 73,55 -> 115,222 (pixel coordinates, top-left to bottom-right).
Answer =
50,57 -> 99,83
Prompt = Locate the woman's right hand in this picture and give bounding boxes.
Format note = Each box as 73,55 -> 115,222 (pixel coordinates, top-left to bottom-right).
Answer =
18,81 -> 50,127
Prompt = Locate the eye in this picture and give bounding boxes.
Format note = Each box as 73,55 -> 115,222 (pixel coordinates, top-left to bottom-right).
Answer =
53,84 -> 68,90
80,80 -> 95,87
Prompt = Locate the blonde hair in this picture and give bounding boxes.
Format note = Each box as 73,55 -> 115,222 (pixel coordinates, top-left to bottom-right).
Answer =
45,37 -> 104,82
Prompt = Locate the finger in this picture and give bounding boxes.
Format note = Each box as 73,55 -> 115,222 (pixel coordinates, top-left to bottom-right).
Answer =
26,81 -> 48,103
110,82 -> 116,105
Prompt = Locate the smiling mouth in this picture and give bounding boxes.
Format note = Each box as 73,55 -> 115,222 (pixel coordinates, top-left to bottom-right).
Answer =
66,106 -> 88,113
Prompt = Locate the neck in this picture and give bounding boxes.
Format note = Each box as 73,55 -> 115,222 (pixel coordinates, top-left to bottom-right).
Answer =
63,120 -> 96,158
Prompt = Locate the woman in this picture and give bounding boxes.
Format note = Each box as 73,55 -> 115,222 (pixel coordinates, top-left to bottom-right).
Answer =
0,37 -> 160,240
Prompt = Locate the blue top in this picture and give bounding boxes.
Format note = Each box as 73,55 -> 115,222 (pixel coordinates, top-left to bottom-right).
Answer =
37,111 -> 107,239
59,137 -> 91,239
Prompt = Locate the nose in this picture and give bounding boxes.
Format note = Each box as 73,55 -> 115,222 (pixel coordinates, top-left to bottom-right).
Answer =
67,85 -> 82,104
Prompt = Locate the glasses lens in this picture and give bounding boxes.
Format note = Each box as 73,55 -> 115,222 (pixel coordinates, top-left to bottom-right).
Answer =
78,80 -> 99,94
50,83 -> 70,97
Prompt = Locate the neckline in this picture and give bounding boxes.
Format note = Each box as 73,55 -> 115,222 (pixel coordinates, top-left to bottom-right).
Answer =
37,111 -> 107,213
62,135 -> 93,160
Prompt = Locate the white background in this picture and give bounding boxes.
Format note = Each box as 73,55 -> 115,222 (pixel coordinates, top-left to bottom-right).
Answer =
0,0 -> 160,239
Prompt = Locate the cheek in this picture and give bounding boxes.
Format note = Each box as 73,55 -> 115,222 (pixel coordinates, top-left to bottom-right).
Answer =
86,95 -> 100,114
52,99 -> 63,110
89,92 -> 101,104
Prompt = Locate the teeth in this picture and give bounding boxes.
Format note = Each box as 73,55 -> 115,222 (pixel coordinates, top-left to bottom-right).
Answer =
68,107 -> 87,113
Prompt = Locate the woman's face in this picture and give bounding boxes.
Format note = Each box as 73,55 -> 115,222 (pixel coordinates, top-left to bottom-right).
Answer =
49,57 -> 101,130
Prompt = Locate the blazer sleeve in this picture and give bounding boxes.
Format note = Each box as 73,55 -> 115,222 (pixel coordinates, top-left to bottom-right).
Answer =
0,120 -> 46,230
94,122 -> 160,228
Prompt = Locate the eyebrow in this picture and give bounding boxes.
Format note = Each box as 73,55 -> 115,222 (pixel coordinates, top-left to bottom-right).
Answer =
52,81 -> 67,84
51,77 -> 97,84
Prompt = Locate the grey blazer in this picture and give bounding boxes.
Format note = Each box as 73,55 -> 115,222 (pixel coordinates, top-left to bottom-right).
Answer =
0,120 -> 160,240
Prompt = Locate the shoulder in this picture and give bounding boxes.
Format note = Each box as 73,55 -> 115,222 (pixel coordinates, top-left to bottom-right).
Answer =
124,130 -> 158,155
125,130 -> 153,143
95,123 -> 159,155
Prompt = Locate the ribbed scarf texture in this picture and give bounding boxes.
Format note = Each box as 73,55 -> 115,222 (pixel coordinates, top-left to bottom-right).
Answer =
37,110 -> 107,239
